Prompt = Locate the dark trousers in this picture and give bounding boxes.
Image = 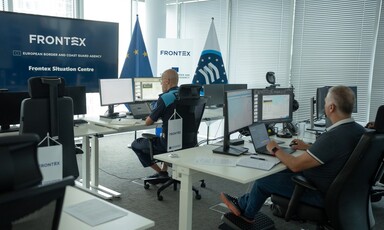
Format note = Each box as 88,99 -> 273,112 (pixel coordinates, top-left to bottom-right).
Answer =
131,137 -> 167,167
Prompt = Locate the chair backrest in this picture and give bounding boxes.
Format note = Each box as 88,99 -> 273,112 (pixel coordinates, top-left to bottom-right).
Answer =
19,77 -> 79,179
0,134 -> 74,229
373,105 -> 384,185
175,84 -> 207,149
325,108 -> 384,229
0,134 -> 42,192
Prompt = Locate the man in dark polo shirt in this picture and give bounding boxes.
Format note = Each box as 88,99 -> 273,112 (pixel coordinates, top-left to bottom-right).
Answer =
131,69 -> 179,179
220,85 -> 366,226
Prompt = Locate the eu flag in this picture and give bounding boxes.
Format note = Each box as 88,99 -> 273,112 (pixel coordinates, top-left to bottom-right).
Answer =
120,15 -> 153,78
192,18 -> 228,85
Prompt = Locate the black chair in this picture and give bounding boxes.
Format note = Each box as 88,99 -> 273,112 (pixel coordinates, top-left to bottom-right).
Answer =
371,105 -> 384,203
143,84 -> 208,201
19,77 -> 79,179
0,133 -> 74,230
270,116 -> 384,229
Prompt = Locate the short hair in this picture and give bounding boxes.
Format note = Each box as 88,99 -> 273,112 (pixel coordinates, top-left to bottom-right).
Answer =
328,85 -> 355,115
162,69 -> 179,85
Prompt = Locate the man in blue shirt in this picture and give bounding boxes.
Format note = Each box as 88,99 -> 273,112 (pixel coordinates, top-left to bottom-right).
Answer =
220,85 -> 366,226
131,69 -> 179,179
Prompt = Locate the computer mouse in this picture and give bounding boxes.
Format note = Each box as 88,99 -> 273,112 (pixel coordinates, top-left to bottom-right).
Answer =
289,140 -> 298,147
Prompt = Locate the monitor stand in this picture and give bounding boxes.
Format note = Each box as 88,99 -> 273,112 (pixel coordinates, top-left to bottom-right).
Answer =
99,105 -> 127,119
213,145 -> 248,156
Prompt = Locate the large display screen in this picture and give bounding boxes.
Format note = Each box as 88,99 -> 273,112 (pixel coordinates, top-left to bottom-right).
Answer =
0,11 -> 118,92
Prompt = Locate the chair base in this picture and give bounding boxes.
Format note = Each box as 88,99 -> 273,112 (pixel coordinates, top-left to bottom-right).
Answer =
219,212 -> 275,230
143,177 -> 203,201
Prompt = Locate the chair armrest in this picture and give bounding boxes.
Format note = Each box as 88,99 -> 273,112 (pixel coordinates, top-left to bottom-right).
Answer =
284,175 -> 319,221
291,175 -> 318,191
142,133 -> 157,140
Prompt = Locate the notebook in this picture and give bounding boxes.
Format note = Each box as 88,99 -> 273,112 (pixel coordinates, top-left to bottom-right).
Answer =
249,123 -> 295,155
127,102 -> 152,119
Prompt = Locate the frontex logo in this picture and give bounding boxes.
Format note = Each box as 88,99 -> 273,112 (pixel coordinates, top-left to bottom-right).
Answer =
29,34 -> 86,47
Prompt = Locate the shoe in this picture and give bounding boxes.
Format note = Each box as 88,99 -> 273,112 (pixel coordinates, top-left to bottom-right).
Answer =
270,203 -> 285,218
220,193 -> 242,217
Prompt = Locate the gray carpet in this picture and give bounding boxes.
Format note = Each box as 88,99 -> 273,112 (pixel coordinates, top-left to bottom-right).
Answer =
13,131 -> 384,229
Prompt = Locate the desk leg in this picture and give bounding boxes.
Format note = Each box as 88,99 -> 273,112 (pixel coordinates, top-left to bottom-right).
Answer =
175,166 -> 193,230
75,136 -> 113,199
90,135 -> 121,198
82,136 -> 90,189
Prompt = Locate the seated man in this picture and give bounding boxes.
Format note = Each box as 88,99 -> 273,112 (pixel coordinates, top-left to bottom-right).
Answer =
131,69 -> 179,179
220,85 -> 366,226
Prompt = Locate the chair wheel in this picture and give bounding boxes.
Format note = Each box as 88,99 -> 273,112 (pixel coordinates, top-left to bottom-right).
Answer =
195,194 -> 201,200
158,195 -> 163,201
144,184 -> 150,189
201,182 -> 206,188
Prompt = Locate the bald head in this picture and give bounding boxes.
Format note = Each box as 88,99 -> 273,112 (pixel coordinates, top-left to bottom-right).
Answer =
161,69 -> 179,92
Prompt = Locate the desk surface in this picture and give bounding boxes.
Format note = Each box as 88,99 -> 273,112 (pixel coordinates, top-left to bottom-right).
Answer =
155,143 -> 303,184
83,116 -> 158,132
59,186 -> 154,230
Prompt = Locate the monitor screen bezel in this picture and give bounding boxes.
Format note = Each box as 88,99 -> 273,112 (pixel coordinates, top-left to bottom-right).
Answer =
253,88 -> 294,124
99,78 -> 134,106
64,86 -> 87,115
133,77 -> 162,101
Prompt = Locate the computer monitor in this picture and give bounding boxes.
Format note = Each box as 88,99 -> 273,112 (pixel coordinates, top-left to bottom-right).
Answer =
133,77 -> 162,101
316,86 -> 357,120
253,88 -> 293,124
64,86 -> 87,115
203,83 -> 247,106
213,89 -> 253,155
0,91 -> 30,131
99,78 -> 134,118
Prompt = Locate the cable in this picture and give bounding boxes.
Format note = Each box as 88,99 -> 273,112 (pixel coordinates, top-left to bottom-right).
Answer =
98,167 -> 142,181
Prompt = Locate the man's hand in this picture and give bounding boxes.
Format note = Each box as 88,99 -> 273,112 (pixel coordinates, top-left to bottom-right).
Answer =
289,139 -> 310,150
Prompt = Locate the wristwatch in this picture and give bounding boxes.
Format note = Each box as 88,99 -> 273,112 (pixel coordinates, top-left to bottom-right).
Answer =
271,147 -> 279,155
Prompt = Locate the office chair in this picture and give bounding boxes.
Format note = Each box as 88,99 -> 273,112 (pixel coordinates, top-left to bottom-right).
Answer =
371,105 -> 384,203
143,84 -> 208,201
0,133 -> 75,230
19,77 -> 79,179
270,117 -> 384,229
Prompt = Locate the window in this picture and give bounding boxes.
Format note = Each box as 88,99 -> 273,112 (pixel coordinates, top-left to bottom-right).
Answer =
12,0 -> 75,17
291,0 -> 381,123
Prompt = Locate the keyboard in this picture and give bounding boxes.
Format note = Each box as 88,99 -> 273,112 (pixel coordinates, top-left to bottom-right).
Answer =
74,119 -> 88,125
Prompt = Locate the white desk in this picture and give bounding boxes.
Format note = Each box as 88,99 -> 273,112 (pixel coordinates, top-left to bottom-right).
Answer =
59,186 -> 154,230
74,116 -> 161,199
74,123 -> 119,199
154,141 -> 305,230
74,110 -> 226,200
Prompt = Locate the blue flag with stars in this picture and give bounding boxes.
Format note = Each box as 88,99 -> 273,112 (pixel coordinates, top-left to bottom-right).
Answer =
192,18 -> 227,85
120,15 -> 153,78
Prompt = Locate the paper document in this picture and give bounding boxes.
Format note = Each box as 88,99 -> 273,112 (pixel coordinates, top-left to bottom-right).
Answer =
194,157 -> 237,166
64,199 -> 127,226
236,155 -> 280,171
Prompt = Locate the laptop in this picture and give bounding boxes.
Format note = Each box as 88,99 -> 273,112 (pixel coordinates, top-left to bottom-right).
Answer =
127,102 -> 152,119
249,123 -> 295,155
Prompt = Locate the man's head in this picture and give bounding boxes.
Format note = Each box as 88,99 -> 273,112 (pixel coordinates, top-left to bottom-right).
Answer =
161,69 -> 179,92
324,85 -> 355,122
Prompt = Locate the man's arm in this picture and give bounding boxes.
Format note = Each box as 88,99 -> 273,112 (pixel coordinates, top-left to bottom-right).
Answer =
145,116 -> 155,126
267,140 -> 320,172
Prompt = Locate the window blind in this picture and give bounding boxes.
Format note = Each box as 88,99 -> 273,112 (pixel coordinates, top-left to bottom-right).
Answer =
230,0 -> 294,88
370,2 -> 384,121
291,0 -> 381,123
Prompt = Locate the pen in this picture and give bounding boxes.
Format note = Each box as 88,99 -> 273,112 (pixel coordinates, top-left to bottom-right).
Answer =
250,156 -> 266,161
